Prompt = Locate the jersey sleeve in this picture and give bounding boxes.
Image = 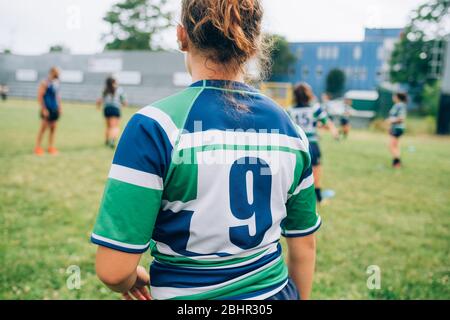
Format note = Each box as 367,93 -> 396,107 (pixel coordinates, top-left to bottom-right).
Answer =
314,104 -> 328,125
118,88 -> 127,104
91,111 -> 173,253
282,148 -> 321,238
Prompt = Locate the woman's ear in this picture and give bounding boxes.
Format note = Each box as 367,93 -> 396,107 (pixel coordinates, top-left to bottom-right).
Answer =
177,24 -> 189,52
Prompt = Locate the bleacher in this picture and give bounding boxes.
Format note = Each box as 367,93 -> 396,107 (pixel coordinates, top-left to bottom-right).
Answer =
0,51 -> 187,107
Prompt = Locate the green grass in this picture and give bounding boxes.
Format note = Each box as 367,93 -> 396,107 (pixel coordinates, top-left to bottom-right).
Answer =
1,98 -> 449,300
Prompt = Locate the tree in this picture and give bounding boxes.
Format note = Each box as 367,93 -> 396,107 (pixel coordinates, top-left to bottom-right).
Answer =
269,35 -> 297,78
49,44 -> 70,53
103,0 -> 173,51
389,0 -> 450,110
326,68 -> 346,99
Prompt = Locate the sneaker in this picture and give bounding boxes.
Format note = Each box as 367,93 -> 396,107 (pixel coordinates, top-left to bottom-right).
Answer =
34,147 -> 45,156
48,147 -> 59,155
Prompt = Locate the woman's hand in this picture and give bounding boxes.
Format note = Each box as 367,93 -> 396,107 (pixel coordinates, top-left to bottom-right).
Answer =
122,266 -> 152,300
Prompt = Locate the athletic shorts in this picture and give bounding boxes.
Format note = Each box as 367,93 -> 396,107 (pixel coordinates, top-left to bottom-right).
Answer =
390,127 -> 404,138
104,106 -> 121,119
340,118 -> 350,126
309,142 -> 321,167
41,109 -> 60,122
266,278 -> 300,300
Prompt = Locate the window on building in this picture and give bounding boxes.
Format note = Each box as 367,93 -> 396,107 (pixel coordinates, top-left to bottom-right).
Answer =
353,46 -> 362,60
331,46 -> 339,59
316,65 -> 323,78
302,66 -> 309,77
377,46 -> 385,60
359,67 -> 367,81
296,48 -> 303,60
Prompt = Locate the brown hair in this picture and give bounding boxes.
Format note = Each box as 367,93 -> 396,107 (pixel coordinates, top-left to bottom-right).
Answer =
181,0 -> 266,75
396,92 -> 408,103
103,76 -> 117,98
294,82 -> 315,106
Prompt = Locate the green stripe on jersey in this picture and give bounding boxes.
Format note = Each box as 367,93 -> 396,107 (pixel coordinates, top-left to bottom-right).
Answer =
169,258 -> 288,300
152,87 -> 204,129
93,179 -> 162,246
151,244 -> 269,268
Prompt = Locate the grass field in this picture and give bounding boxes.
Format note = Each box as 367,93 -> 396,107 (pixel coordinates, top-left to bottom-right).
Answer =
0,98 -> 449,300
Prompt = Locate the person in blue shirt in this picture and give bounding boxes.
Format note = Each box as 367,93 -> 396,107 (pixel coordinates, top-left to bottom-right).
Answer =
92,0 -> 320,301
34,67 -> 62,155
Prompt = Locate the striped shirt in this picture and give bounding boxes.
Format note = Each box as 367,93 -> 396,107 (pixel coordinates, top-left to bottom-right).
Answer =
288,103 -> 328,143
91,80 -> 321,300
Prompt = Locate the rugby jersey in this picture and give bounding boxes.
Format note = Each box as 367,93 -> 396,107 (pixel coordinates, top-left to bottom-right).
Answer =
43,79 -> 60,111
288,103 -> 328,143
91,80 -> 321,300
389,102 -> 407,130
103,87 -> 126,110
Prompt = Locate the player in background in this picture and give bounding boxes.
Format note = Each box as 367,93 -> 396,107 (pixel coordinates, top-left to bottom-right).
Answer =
91,0 -> 320,301
97,77 -> 127,149
289,83 -> 338,204
34,67 -> 62,156
340,97 -> 353,140
388,92 -> 408,169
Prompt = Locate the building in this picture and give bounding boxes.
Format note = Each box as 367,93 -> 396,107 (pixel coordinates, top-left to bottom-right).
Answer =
0,51 -> 189,106
277,28 -> 403,96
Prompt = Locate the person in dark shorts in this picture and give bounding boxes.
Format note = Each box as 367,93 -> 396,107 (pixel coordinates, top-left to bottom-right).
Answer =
340,98 -> 353,139
0,84 -> 9,101
34,67 -> 62,155
388,92 -> 408,168
289,83 -> 339,204
96,77 -> 127,148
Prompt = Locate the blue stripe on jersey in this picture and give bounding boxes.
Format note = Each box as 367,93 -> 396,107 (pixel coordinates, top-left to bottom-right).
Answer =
113,114 -> 173,178
184,81 -> 300,139
221,278 -> 288,300
150,244 -> 282,288
282,219 -> 322,238
300,164 -> 313,181
90,235 -> 150,254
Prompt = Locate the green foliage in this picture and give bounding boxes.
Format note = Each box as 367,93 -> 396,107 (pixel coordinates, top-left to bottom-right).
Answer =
103,0 -> 173,51
326,68 -> 346,99
49,45 -> 69,53
1,99 -> 449,300
422,81 -> 442,117
269,34 -> 297,78
389,0 -> 449,105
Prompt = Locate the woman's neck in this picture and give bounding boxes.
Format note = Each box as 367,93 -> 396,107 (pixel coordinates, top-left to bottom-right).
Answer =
189,54 -> 245,83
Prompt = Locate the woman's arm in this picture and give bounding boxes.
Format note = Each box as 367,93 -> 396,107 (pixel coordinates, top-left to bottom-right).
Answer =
96,98 -> 103,110
37,81 -> 48,117
286,234 -> 316,300
95,246 -> 151,300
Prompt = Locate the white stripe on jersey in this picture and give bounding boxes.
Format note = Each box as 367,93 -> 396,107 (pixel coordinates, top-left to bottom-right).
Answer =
282,216 -> 322,236
91,233 -> 151,250
137,106 -> 180,146
109,164 -> 163,190
177,130 -> 309,153
289,173 -> 314,199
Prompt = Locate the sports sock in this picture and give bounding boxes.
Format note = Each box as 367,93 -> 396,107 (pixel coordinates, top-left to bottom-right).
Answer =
315,188 -> 322,203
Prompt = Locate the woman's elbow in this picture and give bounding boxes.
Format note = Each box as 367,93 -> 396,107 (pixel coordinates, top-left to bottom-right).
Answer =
96,264 -> 126,287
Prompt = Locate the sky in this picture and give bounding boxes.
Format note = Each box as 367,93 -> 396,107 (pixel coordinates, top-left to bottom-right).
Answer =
0,0 -> 426,55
